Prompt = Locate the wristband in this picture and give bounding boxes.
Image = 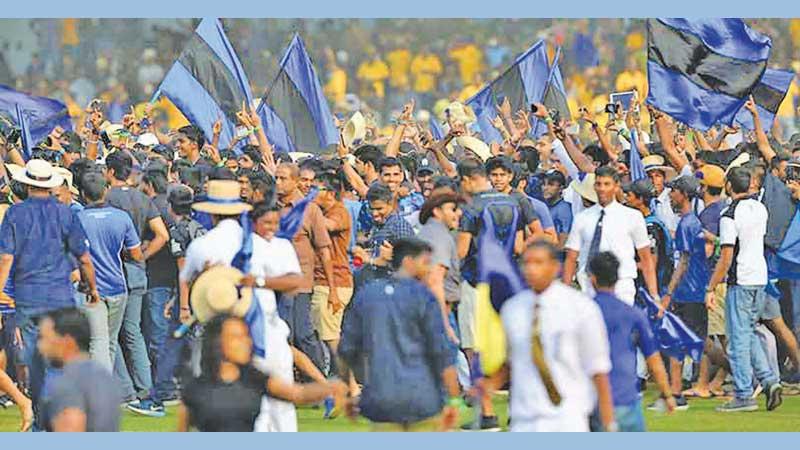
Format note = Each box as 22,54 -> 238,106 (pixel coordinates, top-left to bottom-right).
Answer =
180,306 -> 190,311
544,117 -> 553,124
447,396 -> 466,410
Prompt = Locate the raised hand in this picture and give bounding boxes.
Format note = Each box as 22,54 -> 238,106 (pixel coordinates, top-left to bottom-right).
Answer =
496,96 -> 512,118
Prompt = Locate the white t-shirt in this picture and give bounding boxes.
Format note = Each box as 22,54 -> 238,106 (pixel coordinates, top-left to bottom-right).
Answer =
565,200 -> 650,280
654,187 -> 679,234
501,282 -> 611,431
719,198 -> 768,286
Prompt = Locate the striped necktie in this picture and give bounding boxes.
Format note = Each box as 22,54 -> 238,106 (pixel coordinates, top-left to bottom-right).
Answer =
587,209 -> 605,262
531,297 -> 562,406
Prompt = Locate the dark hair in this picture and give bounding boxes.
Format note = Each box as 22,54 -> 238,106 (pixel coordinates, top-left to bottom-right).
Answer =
9,179 -> 28,201
317,172 -> 343,195
391,237 -> 432,270
746,161 -> 767,189
485,155 -> 514,174
366,183 -> 394,204
249,172 -> 275,203
706,186 -> 723,196
43,308 -> 91,353
200,314 -> 244,382
770,152 -> 790,173
457,158 -> 486,179
433,175 -> 460,192
727,167 -> 752,194
588,252 -> 620,288
142,169 -> 168,195
518,146 -> 541,173
81,172 -> 108,203
378,156 -> 403,174
105,150 -> 133,181
241,145 -> 262,165
584,144 -> 610,166
209,166 -> 237,181
354,145 -> 383,169
543,170 -> 567,187
595,165 -> 620,183
178,125 -> 206,149
524,238 -> 560,261
250,200 -> 282,222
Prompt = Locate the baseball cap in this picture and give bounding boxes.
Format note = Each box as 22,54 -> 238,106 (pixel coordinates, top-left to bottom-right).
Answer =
695,164 -> 725,188
543,169 -> 567,187
622,178 -> 655,200
789,133 -> 800,151
667,175 -> 702,196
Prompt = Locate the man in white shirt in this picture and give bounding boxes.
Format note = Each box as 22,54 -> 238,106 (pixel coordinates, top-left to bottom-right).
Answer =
643,155 -> 680,235
705,168 -> 783,413
563,166 -> 660,306
179,180 -> 305,431
483,240 -> 615,432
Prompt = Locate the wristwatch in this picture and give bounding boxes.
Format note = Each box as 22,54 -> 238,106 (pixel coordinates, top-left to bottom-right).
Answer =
255,276 -> 266,289
606,421 -> 619,432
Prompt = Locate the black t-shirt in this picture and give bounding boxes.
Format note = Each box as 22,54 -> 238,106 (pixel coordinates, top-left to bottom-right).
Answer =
106,186 -> 160,269
182,366 -> 268,432
146,193 -> 177,288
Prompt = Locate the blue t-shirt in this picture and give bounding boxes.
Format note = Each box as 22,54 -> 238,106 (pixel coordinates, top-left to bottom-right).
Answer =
78,206 -> 141,297
343,198 -> 362,258
527,195 -> 555,230
0,197 -> 88,315
547,198 -> 573,236
594,291 -> 658,406
698,200 -> 724,237
673,212 -> 710,303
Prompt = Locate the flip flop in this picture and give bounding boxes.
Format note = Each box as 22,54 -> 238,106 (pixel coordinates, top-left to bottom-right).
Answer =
709,388 -> 726,397
682,388 -> 712,399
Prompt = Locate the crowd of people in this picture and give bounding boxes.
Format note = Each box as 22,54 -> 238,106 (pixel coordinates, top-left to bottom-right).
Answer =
1,20 -> 800,434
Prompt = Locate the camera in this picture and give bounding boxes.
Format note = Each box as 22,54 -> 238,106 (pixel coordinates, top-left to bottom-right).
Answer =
530,103 -> 539,114
604,103 -> 620,115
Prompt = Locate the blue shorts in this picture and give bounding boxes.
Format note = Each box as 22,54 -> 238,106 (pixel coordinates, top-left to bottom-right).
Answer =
760,294 -> 782,321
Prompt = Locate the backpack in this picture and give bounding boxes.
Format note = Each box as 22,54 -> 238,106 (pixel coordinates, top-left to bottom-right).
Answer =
477,195 -> 521,256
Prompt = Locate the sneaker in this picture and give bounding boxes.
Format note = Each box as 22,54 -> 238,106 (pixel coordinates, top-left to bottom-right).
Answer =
781,372 -> 800,386
674,395 -> 690,411
460,415 -> 501,431
716,397 -> 758,412
646,398 -> 665,412
0,394 -> 13,408
323,396 -> 335,419
766,383 -> 783,411
126,399 -> 166,418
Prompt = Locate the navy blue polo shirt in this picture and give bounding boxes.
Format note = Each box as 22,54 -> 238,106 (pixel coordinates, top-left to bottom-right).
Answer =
674,212 -> 710,303
547,197 -> 574,236
0,196 -> 88,316
594,291 -> 658,406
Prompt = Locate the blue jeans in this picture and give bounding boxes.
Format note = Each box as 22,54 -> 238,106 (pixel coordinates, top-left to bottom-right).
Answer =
726,285 -> 778,399
615,402 -> 646,432
16,309 -> 60,430
149,317 -> 190,402
114,262 -> 152,399
78,292 -> 127,372
143,287 -> 175,376
278,292 -> 325,373
791,279 -> 800,342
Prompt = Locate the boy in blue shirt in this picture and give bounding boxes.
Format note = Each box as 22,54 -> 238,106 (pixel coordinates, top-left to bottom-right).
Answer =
661,176 -> 711,409
589,252 -> 675,431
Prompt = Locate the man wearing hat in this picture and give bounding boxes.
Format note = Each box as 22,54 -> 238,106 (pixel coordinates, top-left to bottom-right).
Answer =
0,159 -> 99,427
661,175 -> 710,411
642,154 -> 680,235
179,180 -> 304,431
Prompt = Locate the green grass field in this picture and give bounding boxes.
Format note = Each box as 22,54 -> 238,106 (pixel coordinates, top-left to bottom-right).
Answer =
1,390 -> 799,432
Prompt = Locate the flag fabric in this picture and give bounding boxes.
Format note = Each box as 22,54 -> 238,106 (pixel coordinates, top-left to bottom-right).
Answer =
573,32 -> 600,69
154,18 -> 253,150
766,207 -> 800,296
645,18 -> 773,131
467,40 -> 550,144
636,288 -> 704,361
256,34 -> 338,154
474,207 -> 525,375
734,69 -> 794,131
15,104 -> 34,160
277,189 -> 319,240
629,128 -> 647,182
532,47 -> 571,137
0,84 -> 71,148
429,116 -> 445,141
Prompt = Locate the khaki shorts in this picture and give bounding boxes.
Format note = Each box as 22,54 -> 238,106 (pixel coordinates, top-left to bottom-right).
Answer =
708,284 -> 727,336
311,286 -> 354,341
459,281 -> 477,350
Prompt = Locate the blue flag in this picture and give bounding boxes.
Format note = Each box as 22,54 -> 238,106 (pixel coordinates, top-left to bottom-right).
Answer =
257,34 -> 338,154
573,32 -> 600,69
429,116 -> 445,141
532,47 -> 571,137
629,128 -> 646,182
278,189 -> 319,240
155,18 -> 253,150
636,288 -> 704,361
467,40 -> 550,144
646,19 -> 773,131
735,68 -> 794,132
0,84 -> 71,149
15,104 -> 34,161
766,206 -> 800,296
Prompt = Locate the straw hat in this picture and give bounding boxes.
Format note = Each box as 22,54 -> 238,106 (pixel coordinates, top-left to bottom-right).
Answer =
455,136 -> 492,162
569,172 -> 598,204
190,265 -> 254,324
342,111 -> 366,148
11,159 -> 63,189
724,151 -> 751,176
641,154 -> 677,180
53,167 -> 79,195
191,180 -> 253,215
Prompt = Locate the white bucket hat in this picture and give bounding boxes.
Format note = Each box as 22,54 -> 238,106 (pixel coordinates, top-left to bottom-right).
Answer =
12,159 -> 64,189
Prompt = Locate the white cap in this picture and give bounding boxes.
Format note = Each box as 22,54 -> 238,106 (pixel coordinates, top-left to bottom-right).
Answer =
136,133 -> 159,147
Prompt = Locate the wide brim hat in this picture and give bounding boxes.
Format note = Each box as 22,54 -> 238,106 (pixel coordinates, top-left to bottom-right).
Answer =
446,101 -> 477,126
455,136 -> 492,162
11,159 -> 64,189
191,180 -> 253,215
724,151 -> 751,176
53,167 -> 79,195
190,265 -> 254,324
342,111 -> 367,148
569,172 -> 598,204
641,154 -> 677,180
287,152 -> 314,163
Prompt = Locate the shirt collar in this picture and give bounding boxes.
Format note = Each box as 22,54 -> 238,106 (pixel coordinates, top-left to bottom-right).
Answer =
280,190 -> 304,208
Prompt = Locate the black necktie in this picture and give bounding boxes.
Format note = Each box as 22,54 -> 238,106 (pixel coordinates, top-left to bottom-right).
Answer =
588,209 -> 605,261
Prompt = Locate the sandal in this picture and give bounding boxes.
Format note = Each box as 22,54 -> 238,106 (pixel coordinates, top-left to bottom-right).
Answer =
682,388 -> 712,399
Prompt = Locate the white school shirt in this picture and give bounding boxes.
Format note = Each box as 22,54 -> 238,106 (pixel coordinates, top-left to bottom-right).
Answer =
565,200 -> 650,281
653,187 -> 679,234
501,282 -> 611,431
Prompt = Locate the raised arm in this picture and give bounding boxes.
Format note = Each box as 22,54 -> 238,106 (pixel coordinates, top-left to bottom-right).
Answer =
650,107 -> 689,171
744,95 -> 776,163
385,99 -> 414,158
